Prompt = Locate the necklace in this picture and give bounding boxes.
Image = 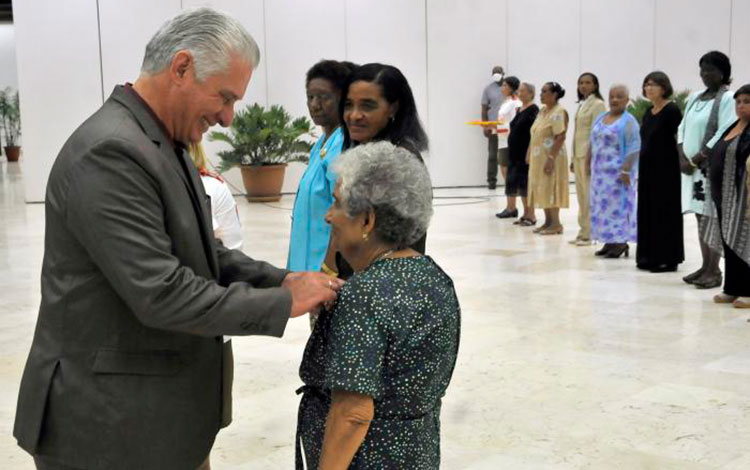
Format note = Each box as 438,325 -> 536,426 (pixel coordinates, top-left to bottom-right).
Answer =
371,248 -> 395,266
319,128 -> 339,159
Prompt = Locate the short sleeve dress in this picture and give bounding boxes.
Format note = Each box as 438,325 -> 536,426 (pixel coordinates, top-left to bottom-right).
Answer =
528,104 -> 570,209
295,256 -> 461,470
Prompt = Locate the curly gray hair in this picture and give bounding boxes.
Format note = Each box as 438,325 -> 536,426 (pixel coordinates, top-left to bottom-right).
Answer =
334,142 -> 433,248
141,7 -> 260,81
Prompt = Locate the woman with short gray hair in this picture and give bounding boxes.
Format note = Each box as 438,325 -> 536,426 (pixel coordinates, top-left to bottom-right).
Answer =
295,141 -> 461,469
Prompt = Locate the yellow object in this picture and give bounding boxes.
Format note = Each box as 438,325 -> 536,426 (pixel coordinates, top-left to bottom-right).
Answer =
321,262 -> 338,277
466,120 -> 504,126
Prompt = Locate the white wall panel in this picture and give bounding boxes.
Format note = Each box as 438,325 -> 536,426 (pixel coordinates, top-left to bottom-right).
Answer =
426,0 -> 508,186
508,0 -> 580,168
98,0 -> 180,94
14,0 -> 102,202
730,0 -> 750,88
0,24 -> 18,90
264,0 -> 345,194
655,0 -> 731,94
580,0 -> 654,100
346,0 -> 428,134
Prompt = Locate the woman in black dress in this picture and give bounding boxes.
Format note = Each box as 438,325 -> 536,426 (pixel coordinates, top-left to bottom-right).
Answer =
506,82 -> 540,226
636,71 -> 685,272
709,84 -> 750,308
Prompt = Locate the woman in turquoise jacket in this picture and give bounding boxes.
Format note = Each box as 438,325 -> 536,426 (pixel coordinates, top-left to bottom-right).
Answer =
288,60 -> 355,274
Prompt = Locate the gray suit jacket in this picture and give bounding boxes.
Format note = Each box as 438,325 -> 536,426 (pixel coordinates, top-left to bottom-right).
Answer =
14,86 -> 292,470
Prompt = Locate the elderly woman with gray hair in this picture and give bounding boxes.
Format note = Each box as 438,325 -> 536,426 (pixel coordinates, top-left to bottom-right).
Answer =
295,141 -> 461,470
588,84 -> 641,258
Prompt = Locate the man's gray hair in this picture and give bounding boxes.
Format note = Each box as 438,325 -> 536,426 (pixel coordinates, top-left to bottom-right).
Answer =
335,142 -> 433,248
141,7 -> 260,81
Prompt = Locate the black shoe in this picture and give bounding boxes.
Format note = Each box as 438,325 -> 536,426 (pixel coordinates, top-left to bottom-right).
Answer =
488,184 -> 497,190
605,244 -> 630,259
650,264 -> 677,273
495,209 -> 519,219
595,244 -> 613,256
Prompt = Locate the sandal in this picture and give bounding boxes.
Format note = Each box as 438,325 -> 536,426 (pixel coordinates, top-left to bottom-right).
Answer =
539,225 -> 563,235
693,272 -> 723,290
532,224 -> 549,233
733,297 -> 750,308
714,293 -> 738,304
683,268 -> 705,285
519,218 -> 537,227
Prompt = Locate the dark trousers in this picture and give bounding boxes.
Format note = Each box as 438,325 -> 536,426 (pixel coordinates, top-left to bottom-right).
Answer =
34,457 -> 83,470
723,242 -> 750,296
34,456 -> 211,470
487,134 -> 498,186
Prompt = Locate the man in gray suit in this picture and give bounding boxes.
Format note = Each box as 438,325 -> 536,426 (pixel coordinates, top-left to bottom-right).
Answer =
14,8 -> 340,470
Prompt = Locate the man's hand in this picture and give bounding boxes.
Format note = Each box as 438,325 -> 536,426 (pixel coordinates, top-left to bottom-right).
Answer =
282,272 -> 344,318
483,126 -> 492,137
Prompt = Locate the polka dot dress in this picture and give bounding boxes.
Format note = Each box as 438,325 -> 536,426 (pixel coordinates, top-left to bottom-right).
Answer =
295,256 -> 461,469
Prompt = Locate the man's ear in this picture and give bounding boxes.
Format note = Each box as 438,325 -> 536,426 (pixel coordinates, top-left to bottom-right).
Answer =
170,50 -> 193,84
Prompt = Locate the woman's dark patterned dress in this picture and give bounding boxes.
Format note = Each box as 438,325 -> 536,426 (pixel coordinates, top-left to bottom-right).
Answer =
295,256 -> 461,469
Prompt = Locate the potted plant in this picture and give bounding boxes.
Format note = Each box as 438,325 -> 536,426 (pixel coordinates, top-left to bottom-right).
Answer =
209,103 -> 313,202
0,88 -> 21,162
627,89 -> 690,124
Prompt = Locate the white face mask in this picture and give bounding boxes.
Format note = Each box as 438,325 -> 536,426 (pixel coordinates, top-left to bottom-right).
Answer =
492,73 -> 504,83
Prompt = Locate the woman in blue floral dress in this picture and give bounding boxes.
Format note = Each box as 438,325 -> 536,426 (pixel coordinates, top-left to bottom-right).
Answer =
588,85 -> 641,258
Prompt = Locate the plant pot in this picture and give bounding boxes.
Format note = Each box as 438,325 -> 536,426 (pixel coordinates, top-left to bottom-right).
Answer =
239,163 -> 287,202
4,145 -> 20,162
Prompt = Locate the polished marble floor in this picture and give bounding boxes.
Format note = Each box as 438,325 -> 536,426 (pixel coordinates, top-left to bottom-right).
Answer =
2,159 -> 750,469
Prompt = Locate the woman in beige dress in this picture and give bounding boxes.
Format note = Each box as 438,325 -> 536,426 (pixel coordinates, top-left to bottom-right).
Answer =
570,73 -> 606,246
528,81 -> 570,234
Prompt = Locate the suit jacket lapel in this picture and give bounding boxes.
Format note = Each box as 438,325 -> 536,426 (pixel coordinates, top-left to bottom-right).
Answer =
109,86 -> 219,279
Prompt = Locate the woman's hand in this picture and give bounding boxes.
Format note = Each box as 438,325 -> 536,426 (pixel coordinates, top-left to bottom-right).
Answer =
544,157 -> 555,175
679,155 -> 695,175
618,171 -> 631,186
691,150 -> 709,169
677,144 -> 695,175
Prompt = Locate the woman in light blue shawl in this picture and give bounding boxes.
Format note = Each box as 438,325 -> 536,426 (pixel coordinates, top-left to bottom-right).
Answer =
588,84 -> 641,258
288,60 -> 354,275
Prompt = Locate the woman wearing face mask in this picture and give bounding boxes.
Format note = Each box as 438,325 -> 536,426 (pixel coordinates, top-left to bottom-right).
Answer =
587,85 -> 641,258
679,51 -> 736,289
527,81 -> 569,234
570,72 -> 606,246
708,85 -> 750,308
336,63 -> 430,278
636,71 -> 685,272
288,60 -> 355,277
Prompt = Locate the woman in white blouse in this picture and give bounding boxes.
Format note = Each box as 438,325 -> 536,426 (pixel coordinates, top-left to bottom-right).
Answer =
189,142 -> 244,251
495,76 -> 522,218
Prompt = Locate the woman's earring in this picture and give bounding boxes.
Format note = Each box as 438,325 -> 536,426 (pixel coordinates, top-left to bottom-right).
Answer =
389,115 -> 395,123
362,233 -> 369,241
